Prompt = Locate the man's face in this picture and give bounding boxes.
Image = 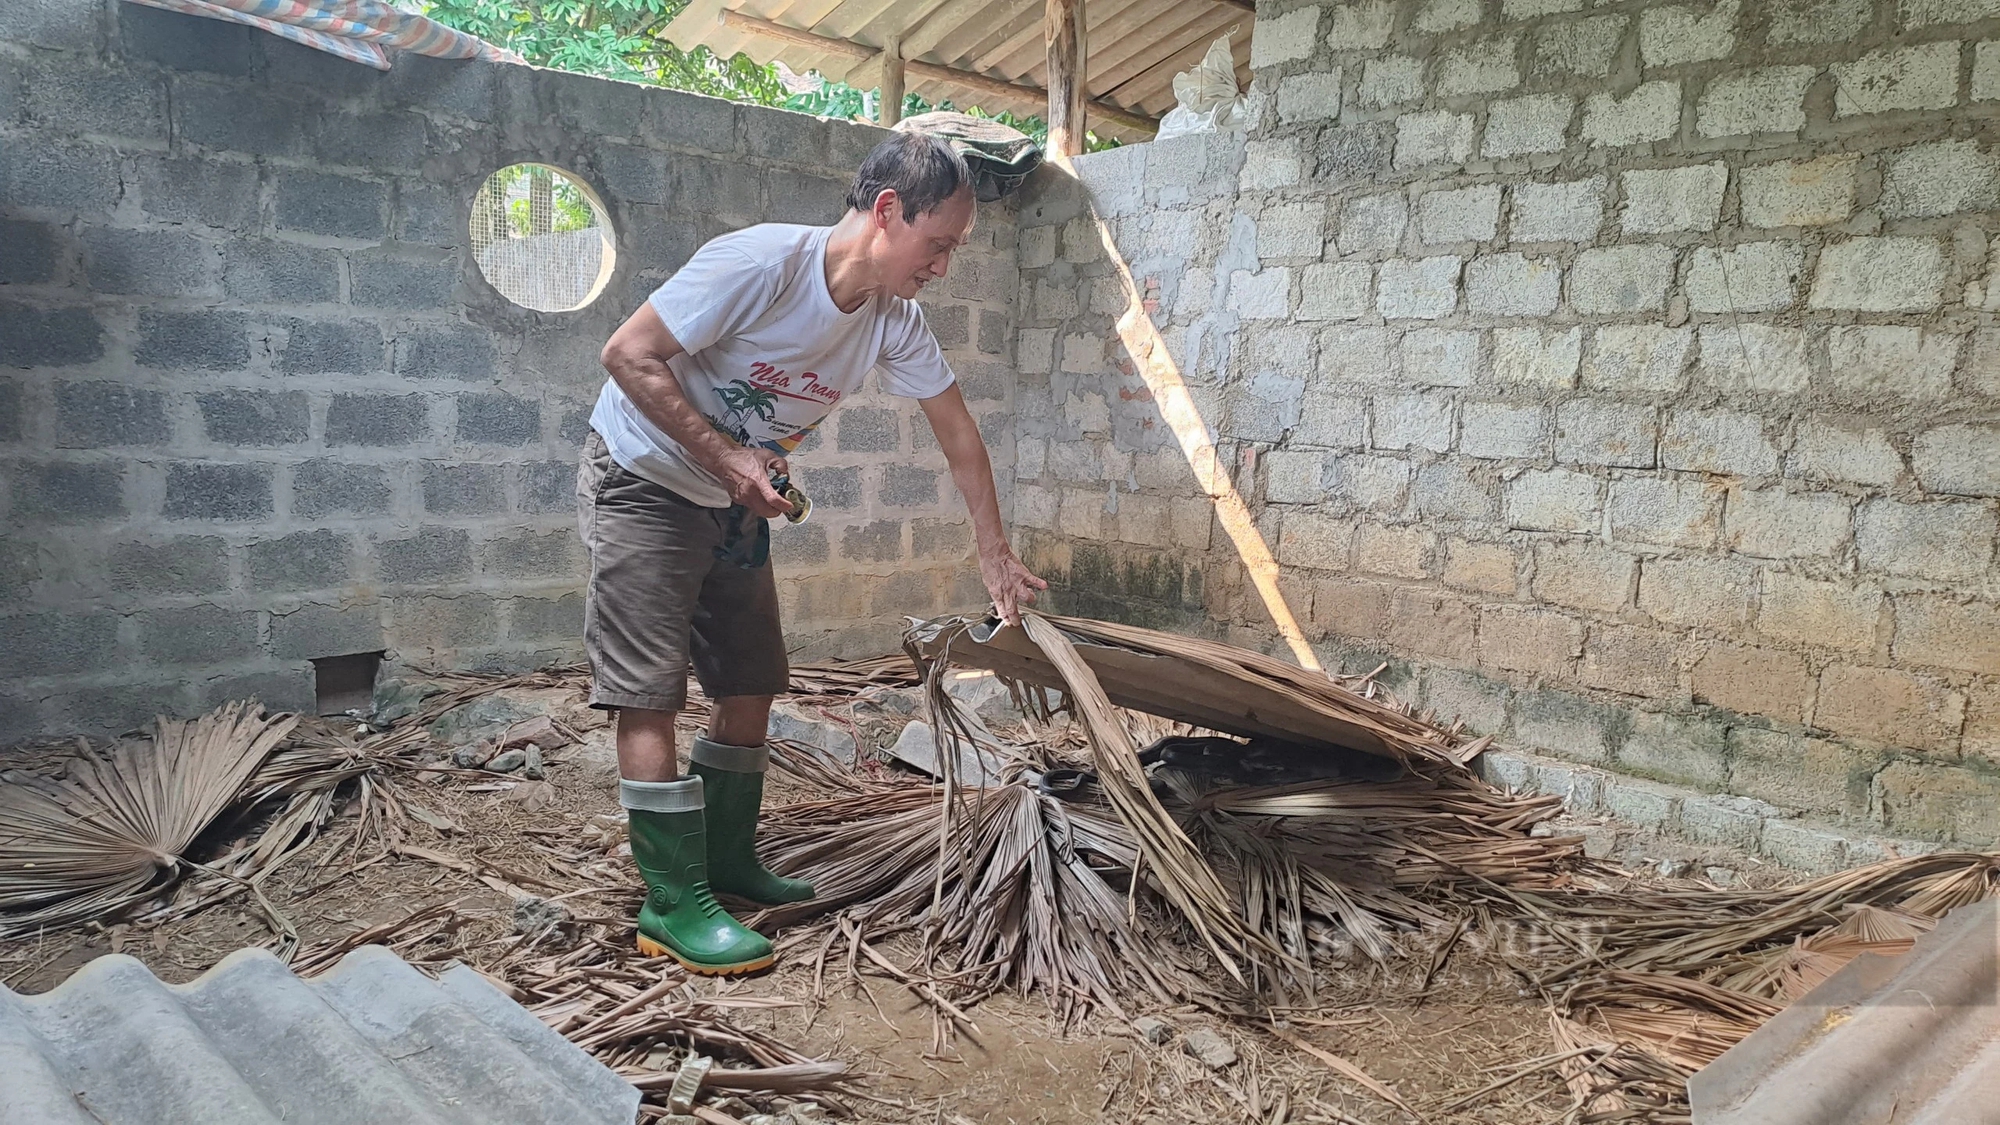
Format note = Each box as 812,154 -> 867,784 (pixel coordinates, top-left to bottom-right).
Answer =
878,188 -> 976,300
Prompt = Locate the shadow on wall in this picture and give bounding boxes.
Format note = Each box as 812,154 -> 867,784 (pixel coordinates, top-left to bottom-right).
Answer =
1009,130 -> 1292,646
1033,152 -> 1321,668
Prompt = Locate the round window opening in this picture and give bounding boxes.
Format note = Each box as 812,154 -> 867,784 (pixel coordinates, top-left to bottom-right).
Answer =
470,163 -> 616,312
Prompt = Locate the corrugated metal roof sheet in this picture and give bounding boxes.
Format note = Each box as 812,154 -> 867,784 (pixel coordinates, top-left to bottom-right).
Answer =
0,945 -> 640,1125
1690,899 -> 2000,1125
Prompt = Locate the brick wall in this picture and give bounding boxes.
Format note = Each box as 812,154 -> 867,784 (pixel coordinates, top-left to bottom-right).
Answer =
1013,0 -> 2000,844
0,0 -> 1016,740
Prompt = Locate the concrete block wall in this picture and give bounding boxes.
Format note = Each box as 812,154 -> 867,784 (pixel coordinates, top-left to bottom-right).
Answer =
1015,0 -> 2000,845
1009,129 -> 1248,631
0,0 -> 1014,740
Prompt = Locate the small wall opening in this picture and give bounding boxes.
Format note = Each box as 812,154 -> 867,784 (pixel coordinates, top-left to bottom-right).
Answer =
311,651 -> 385,717
469,163 -> 616,311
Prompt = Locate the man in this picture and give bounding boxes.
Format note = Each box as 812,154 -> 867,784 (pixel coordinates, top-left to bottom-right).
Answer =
581,131 -> 1046,975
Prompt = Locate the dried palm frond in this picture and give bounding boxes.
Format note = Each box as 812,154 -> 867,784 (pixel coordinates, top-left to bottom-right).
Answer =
1549,1012 -> 1695,1123
751,767 -> 1204,1031
1535,853 -> 2000,1120
139,727 -> 413,942
786,654 -> 922,695
1564,971 -> 1782,1072
0,702 -> 298,939
1534,853 -> 2000,982
911,611 -> 1468,766
891,612 -> 1609,998
1713,903 -> 1933,1001
1015,615 -> 1262,982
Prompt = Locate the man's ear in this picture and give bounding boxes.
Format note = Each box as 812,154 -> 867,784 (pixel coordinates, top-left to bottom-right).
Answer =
871,188 -> 902,229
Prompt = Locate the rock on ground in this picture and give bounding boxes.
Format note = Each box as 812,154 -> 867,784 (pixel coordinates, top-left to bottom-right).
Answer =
431,695 -> 542,746
512,895 -> 571,935
1183,1028 -> 1237,1068
766,703 -> 858,762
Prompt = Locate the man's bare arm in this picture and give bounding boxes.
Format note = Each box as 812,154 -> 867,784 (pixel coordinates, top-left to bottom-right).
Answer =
919,386 -> 1047,625
600,303 -> 788,517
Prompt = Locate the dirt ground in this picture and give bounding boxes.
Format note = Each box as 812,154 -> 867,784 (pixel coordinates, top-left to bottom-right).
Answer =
0,678 -> 1774,1124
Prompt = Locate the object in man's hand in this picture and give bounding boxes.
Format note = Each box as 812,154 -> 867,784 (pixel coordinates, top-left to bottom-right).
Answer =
771,473 -> 811,524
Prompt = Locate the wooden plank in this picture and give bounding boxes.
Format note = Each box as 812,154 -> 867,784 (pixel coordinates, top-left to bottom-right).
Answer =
719,9 -> 876,58
1044,0 -> 1085,156
904,60 -> 1154,132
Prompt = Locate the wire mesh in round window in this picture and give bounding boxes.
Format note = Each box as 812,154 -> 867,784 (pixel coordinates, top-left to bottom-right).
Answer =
469,164 -> 616,312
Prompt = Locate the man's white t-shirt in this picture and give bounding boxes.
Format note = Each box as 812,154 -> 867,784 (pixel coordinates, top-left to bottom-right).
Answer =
590,223 -> 956,508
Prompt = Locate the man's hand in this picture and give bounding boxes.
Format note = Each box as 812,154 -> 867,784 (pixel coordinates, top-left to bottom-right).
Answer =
979,546 -> 1048,627
716,446 -> 790,518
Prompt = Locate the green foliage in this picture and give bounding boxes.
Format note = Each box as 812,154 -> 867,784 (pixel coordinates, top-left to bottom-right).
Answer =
422,0 -> 789,103
484,165 -> 597,233
423,0 -> 1125,152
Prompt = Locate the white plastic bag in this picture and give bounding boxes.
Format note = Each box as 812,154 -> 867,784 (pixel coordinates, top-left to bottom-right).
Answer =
1155,35 -> 1243,140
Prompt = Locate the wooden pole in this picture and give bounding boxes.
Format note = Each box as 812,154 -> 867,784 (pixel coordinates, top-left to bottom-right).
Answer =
1043,0 -> 1086,156
877,35 -> 906,127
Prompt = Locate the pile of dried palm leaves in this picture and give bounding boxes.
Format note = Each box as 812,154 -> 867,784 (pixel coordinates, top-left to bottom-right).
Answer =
753,746 -> 1203,1037
730,612 -> 2000,1122
0,656 -> 945,1121
9,620 -> 2000,1123
713,613 -> 1591,1057
0,703 -> 391,950
0,656 -> 923,951
1530,853 -> 2000,1119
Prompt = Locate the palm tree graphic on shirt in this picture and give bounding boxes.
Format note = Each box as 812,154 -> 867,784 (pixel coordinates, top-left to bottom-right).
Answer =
712,379 -> 779,443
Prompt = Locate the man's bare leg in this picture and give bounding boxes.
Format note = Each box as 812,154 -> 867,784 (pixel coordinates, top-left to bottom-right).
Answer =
617,696 -> 774,781
617,707 -> 680,782
707,695 -> 775,748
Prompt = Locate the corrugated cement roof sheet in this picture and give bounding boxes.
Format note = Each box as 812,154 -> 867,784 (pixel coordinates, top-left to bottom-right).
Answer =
0,944 -> 640,1125
1690,898 -> 2000,1125
664,0 -> 1253,141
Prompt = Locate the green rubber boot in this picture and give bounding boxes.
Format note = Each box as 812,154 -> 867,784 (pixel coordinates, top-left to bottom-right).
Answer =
621,776 -> 774,975
689,736 -> 816,905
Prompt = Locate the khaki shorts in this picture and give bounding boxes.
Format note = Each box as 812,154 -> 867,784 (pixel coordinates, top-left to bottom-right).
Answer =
575,431 -> 788,712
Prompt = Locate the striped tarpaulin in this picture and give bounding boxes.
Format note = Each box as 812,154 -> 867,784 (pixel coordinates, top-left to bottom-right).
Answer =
120,0 -> 521,71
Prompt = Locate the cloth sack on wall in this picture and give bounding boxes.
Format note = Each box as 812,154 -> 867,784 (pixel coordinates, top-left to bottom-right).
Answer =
1155,34 -> 1243,141
894,111 -> 1044,203
120,0 -> 520,70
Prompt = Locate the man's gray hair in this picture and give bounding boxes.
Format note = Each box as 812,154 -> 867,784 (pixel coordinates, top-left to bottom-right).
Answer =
846,131 -> 972,221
